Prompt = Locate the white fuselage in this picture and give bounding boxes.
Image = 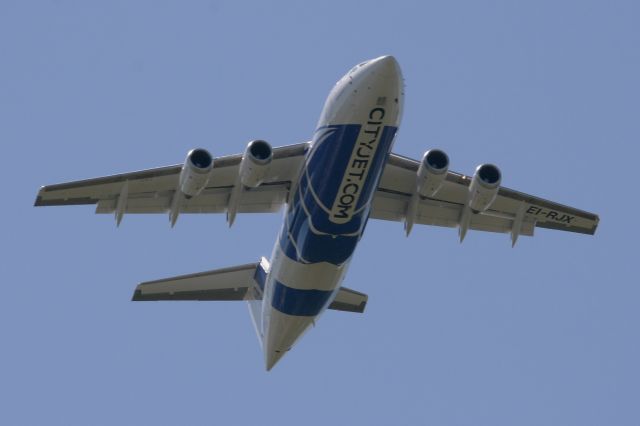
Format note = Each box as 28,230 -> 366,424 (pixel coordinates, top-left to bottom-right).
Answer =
258,56 -> 404,370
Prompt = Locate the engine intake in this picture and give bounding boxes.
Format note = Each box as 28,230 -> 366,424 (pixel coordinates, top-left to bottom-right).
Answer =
179,148 -> 214,198
417,149 -> 449,197
468,163 -> 501,212
189,148 -> 213,169
239,140 -> 273,187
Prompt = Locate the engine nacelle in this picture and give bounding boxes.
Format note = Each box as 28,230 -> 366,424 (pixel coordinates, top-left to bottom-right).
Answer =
239,140 -> 273,188
179,148 -> 214,198
417,149 -> 449,197
468,163 -> 501,212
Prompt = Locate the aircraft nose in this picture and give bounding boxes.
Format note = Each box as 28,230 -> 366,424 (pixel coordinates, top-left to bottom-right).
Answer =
365,55 -> 401,77
355,55 -> 403,96
317,55 -> 404,128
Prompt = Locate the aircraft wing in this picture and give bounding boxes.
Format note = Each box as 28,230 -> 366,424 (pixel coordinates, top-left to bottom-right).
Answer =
372,153 -> 599,244
34,143 -> 309,219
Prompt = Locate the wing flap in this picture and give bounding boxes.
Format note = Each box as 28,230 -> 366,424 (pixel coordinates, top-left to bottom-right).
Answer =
372,190 -> 535,236
95,185 -> 288,215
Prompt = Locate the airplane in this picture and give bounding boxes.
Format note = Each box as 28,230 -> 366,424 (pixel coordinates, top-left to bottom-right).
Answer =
34,56 -> 599,370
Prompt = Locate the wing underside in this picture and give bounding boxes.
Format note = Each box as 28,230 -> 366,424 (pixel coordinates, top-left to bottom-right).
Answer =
372,153 -> 598,240
35,143 -> 309,220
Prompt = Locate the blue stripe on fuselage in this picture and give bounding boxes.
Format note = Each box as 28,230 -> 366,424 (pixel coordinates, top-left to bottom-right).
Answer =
271,280 -> 335,316
279,124 -> 398,266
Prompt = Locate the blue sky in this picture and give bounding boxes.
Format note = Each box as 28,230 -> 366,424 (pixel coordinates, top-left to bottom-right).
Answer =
1,1 -> 639,425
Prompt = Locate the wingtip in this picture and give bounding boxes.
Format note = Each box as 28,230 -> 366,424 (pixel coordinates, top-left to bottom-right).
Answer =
131,289 -> 143,301
33,186 -> 47,206
591,215 -> 600,235
33,186 -> 46,206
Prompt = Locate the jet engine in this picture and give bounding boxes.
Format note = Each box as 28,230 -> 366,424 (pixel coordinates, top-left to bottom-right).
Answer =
417,149 -> 449,197
239,140 -> 273,188
179,148 -> 214,198
467,163 -> 501,212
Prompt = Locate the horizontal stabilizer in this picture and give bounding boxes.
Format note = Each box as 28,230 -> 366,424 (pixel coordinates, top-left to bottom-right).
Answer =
132,260 -> 367,314
328,287 -> 368,313
132,259 -> 268,302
